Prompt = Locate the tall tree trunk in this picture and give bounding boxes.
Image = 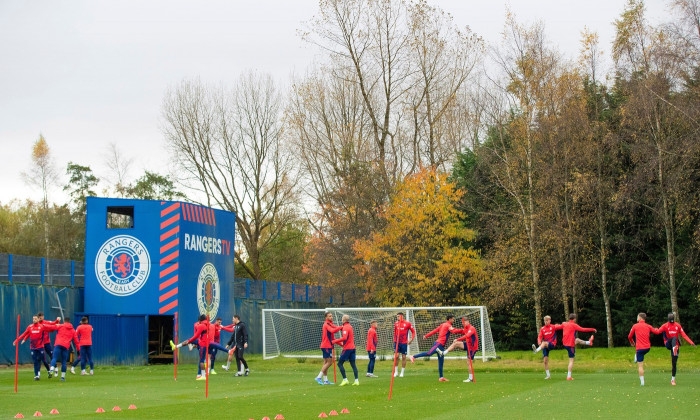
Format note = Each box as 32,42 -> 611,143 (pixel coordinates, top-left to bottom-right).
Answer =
556,239 -> 570,319
597,152 -> 614,347
658,142 -> 679,322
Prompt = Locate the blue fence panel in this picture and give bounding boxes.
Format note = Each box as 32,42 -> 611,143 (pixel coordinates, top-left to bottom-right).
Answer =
10,254 -> 43,285
0,284 -> 84,365
0,253 -> 8,283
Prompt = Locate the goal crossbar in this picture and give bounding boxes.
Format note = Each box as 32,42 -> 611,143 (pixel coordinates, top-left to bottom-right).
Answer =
263,306 -> 496,362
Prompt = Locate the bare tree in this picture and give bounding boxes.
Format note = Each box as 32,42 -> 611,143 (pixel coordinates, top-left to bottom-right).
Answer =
103,143 -> 134,197
162,72 -> 299,280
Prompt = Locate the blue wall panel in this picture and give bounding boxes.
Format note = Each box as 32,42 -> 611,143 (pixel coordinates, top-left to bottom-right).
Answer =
85,314 -> 147,366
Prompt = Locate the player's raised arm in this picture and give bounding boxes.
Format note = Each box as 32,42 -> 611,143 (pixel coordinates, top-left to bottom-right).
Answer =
424,326 -> 439,339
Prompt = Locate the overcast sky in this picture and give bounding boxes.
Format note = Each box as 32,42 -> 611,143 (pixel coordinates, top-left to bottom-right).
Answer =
0,0 -> 668,205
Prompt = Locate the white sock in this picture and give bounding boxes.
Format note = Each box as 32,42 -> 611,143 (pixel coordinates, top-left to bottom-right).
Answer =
545,370 -> 550,377
394,367 -> 398,373
585,341 -> 590,345
443,350 -> 450,355
468,374 -> 473,380
226,361 -> 230,368
323,375 -> 328,382
61,372 -> 65,378
316,371 -> 323,379
176,343 -> 183,348
567,371 -> 572,378
672,376 -> 675,381
535,348 -> 540,353
640,376 -> 644,385
400,368 -> 404,375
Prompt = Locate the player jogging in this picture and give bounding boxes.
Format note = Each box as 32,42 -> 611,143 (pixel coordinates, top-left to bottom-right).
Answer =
531,315 -> 558,379
37,312 -> 60,378
71,316 -> 94,375
333,314 -> 359,386
410,315 -> 455,382
442,319 -> 479,382
558,313 -> 595,381
224,315 -> 249,376
628,312 -> 660,386
656,312 -> 696,386
392,312 -> 415,378
44,317 -> 78,382
366,319 -> 378,378
316,311 -> 342,385
13,315 -> 48,380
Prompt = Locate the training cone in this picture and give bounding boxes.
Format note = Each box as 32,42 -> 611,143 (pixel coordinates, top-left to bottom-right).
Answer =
49,409 -> 59,414
329,411 -> 339,416
14,414 -> 24,419
319,413 -> 329,418
274,415 -> 285,420
112,406 -> 121,412
95,408 -> 105,413
262,417 -> 271,420
340,408 -> 350,414
33,412 -> 42,417
128,405 -> 137,410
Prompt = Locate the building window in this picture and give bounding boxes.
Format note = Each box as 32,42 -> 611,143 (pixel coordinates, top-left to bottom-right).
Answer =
107,206 -> 134,229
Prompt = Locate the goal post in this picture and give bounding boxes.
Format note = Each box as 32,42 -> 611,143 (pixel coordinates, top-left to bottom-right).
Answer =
262,306 -> 497,361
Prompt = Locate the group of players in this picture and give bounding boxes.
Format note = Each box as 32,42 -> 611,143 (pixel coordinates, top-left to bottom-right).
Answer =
315,312 -> 480,385
170,314 -> 250,380
532,312 -> 695,385
13,312 -> 94,381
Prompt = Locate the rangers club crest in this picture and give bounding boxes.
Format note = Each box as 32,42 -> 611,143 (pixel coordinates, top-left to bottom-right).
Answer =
197,262 -> 220,318
95,235 -> 151,296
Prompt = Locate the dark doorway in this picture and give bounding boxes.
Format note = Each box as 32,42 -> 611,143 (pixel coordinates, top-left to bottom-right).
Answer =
148,315 -> 174,364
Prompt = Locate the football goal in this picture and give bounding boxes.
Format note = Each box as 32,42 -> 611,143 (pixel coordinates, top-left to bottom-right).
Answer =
262,306 -> 496,361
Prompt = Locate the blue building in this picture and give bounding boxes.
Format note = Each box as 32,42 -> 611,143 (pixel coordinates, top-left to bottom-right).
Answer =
82,197 -> 236,365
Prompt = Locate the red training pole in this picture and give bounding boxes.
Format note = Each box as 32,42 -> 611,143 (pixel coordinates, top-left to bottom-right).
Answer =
205,314 -> 210,399
15,314 -> 20,393
174,311 -> 178,381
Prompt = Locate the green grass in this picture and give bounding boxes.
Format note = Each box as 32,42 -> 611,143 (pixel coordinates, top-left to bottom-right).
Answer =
1,347 -> 699,419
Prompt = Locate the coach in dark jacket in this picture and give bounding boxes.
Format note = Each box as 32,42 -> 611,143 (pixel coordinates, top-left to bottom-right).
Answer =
226,315 -> 249,376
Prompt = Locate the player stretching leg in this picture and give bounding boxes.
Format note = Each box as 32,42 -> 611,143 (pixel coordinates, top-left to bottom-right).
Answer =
170,314 -> 214,380
333,315 -> 359,386
531,315 -> 558,379
316,311 -> 342,385
366,320 -> 378,378
558,313 -> 595,381
45,317 -> 78,382
442,319 -> 479,382
410,315 -> 455,382
628,312 -> 660,386
393,312 -> 415,377
657,313 -> 696,385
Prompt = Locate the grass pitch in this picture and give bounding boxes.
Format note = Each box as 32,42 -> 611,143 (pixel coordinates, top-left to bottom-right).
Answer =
1,347 -> 698,419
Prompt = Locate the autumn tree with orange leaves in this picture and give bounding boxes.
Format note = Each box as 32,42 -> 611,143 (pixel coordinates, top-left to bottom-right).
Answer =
354,167 -> 482,306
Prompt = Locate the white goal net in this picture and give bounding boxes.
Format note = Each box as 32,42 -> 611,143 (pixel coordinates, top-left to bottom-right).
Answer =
263,306 -> 496,361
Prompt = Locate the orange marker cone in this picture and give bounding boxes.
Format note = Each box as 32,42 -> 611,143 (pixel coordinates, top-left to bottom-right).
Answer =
329,410 -> 339,416
33,412 -> 42,417
274,415 -> 285,420
112,406 -> 121,412
49,409 -> 59,414
95,408 -> 105,413
340,408 -> 350,414
128,405 -> 137,410
262,417 -> 271,420
318,413 -> 329,418
14,414 -> 24,419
